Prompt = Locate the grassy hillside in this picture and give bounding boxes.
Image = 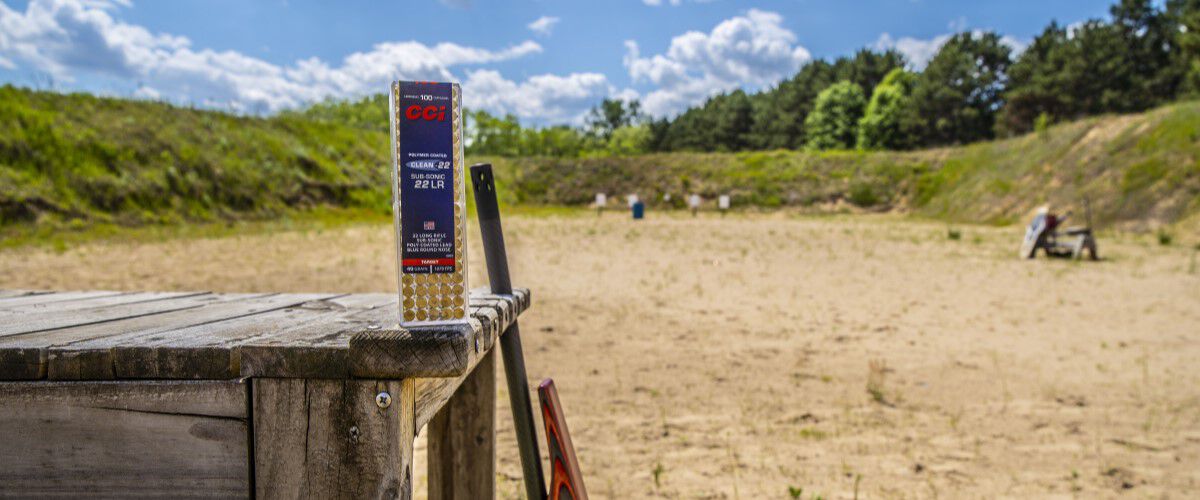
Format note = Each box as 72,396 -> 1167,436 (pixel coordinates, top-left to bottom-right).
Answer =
0,85 -> 388,228
1,85 -> 1196,235
491,102 -> 1200,229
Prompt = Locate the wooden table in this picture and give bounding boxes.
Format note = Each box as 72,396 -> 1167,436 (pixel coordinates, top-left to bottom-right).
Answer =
0,287 -> 530,499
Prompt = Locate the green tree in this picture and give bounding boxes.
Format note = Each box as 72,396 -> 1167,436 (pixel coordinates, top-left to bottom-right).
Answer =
834,48 -> 909,102
804,81 -> 866,150
586,98 -> 642,139
465,110 -> 522,156
747,60 -> 839,149
998,22 -> 1071,135
1168,0 -> 1200,95
712,90 -> 754,151
1002,1 -> 1183,134
606,125 -> 653,155
660,106 -> 714,151
909,31 -> 1012,146
1110,0 -> 1182,106
657,90 -> 752,151
746,50 -> 905,151
857,69 -> 917,150
520,125 -> 589,157
645,118 -> 671,152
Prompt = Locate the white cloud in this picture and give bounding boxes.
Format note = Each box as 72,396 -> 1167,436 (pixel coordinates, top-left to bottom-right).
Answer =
527,16 -> 560,36
873,33 -> 951,69
1000,34 -> 1029,56
0,0 -> 553,115
623,9 -> 809,116
874,30 -> 1028,70
464,69 -> 626,124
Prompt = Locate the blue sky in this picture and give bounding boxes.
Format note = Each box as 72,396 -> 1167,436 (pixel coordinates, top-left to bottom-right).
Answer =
0,0 -> 1114,125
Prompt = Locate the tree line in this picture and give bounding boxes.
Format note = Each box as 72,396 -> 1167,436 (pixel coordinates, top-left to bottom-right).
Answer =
464,0 -> 1200,157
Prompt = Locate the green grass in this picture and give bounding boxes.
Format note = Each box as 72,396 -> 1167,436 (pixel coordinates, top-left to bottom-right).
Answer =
0,85 -> 389,230
2,85 -> 1197,239
0,206 -> 390,250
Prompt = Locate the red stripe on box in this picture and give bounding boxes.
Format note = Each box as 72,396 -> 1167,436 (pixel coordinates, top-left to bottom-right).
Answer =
402,258 -> 455,266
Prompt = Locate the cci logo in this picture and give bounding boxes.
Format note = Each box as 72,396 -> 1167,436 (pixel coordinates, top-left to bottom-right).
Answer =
406,105 -> 447,121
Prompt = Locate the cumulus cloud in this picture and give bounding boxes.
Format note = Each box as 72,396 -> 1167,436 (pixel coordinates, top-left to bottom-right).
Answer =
464,69 -> 625,124
623,9 -> 810,116
0,0 -> 560,115
875,30 -> 1028,70
527,16 -> 559,36
873,33 -> 952,69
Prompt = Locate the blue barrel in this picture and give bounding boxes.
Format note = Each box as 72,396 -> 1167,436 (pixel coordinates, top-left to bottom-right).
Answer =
632,201 -> 645,219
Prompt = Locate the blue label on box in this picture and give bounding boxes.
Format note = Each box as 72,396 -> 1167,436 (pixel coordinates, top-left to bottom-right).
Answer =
397,81 -> 456,274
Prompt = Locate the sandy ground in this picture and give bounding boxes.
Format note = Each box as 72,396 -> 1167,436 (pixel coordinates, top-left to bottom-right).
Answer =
2,212 -> 1199,498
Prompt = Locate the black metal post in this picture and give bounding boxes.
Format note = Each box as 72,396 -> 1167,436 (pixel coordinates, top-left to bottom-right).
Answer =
470,163 -> 547,500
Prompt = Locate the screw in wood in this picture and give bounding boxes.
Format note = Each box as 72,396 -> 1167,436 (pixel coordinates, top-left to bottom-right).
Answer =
375,391 -> 392,409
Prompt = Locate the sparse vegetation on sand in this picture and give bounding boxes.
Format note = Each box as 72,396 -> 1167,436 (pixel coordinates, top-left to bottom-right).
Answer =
3,214 -> 1195,497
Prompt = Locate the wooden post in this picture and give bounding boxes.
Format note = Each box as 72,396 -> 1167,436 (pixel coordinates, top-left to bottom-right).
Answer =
427,348 -> 496,500
254,378 -> 416,499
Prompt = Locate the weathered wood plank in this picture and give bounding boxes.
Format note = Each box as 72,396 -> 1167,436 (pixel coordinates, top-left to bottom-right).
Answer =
470,306 -> 500,352
0,291 -> 204,316
428,349 -> 496,500
103,293 -> 349,380
471,287 -> 530,316
0,292 -> 212,337
238,293 -> 506,380
1,288 -> 529,382
349,322 -> 482,379
245,298 -> 512,380
254,378 -> 415,499
238,295 -> 398,379
472,298 -> 512,332
0,379 -> 249,498
0,290 -> 125,310
0,290 -> 50,300
40,293 -> 355,381
140,293 -> 390,380
0,293 -> 273,380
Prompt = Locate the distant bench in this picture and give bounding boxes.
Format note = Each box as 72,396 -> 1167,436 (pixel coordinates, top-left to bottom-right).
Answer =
0,288 -> 530,499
